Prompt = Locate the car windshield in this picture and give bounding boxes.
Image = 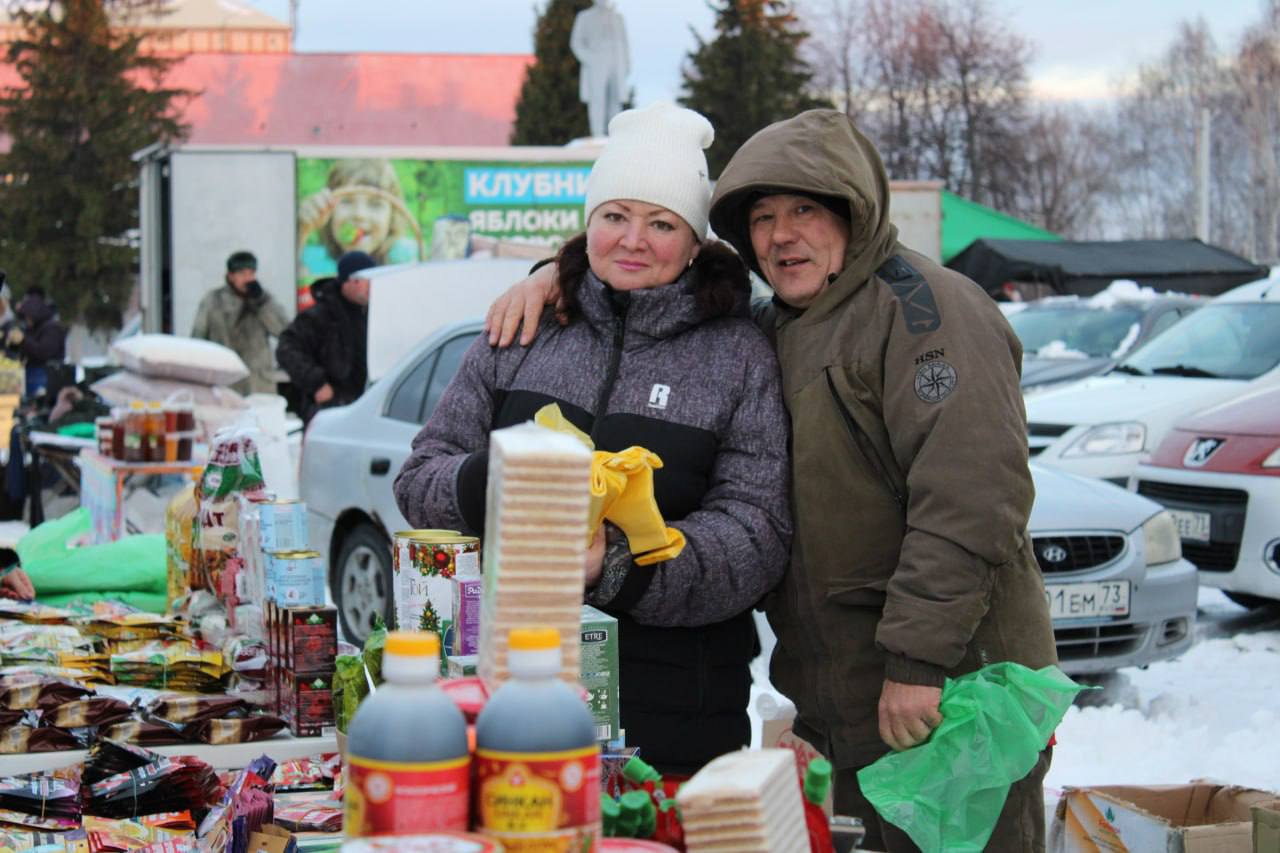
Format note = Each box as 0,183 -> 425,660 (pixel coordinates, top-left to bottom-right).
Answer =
1009,305 -> 1144,358
1119,303 -> 1280,380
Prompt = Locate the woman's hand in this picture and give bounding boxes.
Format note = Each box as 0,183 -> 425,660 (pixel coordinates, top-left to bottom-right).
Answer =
314,383 -> 335,404
0,567 -> 35,601
584,525 -> 606,590
485,263 -> 565,347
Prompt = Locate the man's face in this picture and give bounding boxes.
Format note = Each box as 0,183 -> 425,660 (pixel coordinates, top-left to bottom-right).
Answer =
226,268 -> 256,293
748,194 -> 849,309
341,275 -> 371,306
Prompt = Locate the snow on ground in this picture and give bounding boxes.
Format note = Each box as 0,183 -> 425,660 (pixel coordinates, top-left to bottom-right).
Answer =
750,589 -> 1280,796
1047,587 -> 1280,794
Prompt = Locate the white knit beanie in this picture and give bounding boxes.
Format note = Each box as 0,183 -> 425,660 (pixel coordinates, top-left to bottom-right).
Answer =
584,102 -> 715,239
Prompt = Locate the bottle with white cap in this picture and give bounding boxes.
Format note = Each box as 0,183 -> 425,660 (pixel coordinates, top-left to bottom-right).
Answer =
474,626 -> 601,850
345,631 -> 469,838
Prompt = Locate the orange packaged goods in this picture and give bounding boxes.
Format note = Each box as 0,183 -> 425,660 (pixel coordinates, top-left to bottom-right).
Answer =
124,401 -> 147,462
475,627 -> 602,851
145,401 -> 166,462
345,632 -> 470,837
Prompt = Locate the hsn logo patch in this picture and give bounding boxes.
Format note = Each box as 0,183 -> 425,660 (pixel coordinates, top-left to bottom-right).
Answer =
648,384 -> 671,410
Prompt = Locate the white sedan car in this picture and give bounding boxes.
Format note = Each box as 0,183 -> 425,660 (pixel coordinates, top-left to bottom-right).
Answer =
1025,276 -> 1280,485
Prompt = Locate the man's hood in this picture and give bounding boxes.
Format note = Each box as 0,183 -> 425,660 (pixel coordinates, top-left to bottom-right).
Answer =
709,109 -> 899,318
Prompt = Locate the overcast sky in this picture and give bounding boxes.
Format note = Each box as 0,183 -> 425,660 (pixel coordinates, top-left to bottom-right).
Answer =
244,0 -> 1263,105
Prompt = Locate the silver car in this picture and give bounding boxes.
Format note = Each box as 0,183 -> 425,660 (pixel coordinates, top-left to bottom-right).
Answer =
1028,464 -> 1197,673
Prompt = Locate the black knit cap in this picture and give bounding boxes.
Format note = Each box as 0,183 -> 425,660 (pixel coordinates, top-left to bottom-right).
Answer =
226,250 -> 257,273
336,250 -> 377,285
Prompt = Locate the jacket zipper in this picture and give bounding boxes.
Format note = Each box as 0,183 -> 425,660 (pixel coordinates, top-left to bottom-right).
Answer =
589,295 -> 629,446
825,368 -> 907,512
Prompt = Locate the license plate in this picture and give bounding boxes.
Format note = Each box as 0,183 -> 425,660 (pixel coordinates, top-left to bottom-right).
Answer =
1168,508 -> 1212,543
1044,581 -> 1130,620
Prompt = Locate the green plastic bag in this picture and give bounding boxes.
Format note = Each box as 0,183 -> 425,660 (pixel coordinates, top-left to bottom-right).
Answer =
18,509 -> 167,600
857,662 -> 1087,853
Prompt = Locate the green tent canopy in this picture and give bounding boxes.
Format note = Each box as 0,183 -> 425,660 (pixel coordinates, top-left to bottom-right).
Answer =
940,190 -> 1059,263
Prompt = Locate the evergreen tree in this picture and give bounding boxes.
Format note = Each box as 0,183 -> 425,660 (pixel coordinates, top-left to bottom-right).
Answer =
0,0 -> 190,329
511,0 -> 592,145
680,0 -> 829,176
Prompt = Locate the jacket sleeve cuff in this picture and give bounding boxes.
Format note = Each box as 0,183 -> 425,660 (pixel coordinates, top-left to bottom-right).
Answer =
586,524 -> 653,611
454,449 -> 490,535
884,653 -> 947,688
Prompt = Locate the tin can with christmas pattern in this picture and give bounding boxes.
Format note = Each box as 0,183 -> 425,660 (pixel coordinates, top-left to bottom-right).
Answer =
391,531 -> 481,667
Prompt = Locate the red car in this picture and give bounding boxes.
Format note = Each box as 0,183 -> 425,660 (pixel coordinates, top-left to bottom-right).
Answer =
1133,385 -> 1280,608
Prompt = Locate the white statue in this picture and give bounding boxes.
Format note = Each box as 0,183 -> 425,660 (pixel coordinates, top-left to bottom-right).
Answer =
570,0 -> 630,138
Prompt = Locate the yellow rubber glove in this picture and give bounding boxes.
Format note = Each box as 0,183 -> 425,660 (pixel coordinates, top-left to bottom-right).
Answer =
532,403 -> 686,564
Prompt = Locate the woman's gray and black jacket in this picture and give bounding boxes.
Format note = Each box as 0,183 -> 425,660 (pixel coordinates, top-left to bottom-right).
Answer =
394,266 -> 792,773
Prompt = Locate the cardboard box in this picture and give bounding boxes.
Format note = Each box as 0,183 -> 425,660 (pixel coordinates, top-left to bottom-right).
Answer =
580,604 -> 620,744
760,707 -> 833,816
283,605 -> 338,674
1050,784 -> 1280,853
447,654 -> 477,678
1256,802 -> 1280,853
279,669 -> 334,737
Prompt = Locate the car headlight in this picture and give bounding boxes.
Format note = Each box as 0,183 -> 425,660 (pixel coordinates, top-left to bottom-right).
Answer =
1142,511 -> 1181,567
1061,422 -> 1146,457
1263,446 -> 1280,468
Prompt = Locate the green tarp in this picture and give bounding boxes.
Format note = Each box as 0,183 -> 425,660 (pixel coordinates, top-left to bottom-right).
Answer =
940,191 -> 1059,263
17,509 -> 168,613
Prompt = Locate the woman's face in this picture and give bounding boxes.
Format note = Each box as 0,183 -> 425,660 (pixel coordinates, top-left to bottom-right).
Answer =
329,189 -> 393,254
586,200 -> 700,291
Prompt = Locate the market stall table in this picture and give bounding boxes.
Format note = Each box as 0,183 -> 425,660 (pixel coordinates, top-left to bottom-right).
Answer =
79,450 -> 202,543
0,731 -> 337,776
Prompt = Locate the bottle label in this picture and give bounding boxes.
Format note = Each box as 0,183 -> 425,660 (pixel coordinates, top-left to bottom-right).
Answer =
346,754 -> 470,836
475,744 -> 601,851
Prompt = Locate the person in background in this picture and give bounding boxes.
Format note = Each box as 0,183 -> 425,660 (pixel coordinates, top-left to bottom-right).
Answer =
191,250 -> 290,396
10,289 -> 67,400
394,103 -> 791,776
276,250 -> 375,423
485,109 -> 1058,851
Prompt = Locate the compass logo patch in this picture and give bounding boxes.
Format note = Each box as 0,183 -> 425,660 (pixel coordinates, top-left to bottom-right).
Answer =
914,359 -> 957,403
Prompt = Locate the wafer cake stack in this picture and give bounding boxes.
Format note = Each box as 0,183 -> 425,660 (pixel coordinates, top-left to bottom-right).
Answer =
676,748 -> 810,853
479,422 -> 593,690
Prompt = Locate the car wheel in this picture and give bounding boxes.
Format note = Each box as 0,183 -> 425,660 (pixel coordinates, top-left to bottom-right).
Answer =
333,522 -> 393,644
1223,590 -> 1278,611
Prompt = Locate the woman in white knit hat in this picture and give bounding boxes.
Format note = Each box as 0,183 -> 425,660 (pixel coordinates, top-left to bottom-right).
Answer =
396,102 -> 792,774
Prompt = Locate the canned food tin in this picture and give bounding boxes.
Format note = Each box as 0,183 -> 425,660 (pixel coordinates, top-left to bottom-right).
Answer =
259,499 -> 309,553
265,549 -> 326,607
391,532 -> 480,650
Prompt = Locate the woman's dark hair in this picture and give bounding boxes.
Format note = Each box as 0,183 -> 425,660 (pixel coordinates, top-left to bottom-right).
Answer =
554,233 -> 750,320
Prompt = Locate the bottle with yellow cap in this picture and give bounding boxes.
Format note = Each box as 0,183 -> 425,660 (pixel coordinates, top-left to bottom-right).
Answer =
474,626 -> 601,850
345,631 -> 469,838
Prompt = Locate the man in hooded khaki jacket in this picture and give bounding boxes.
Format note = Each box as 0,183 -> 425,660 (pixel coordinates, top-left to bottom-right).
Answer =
707,110 -> 1058,851
484,109 -> 1059,852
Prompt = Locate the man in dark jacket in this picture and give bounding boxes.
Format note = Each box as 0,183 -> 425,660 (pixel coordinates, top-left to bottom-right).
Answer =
276,250 -> 374,422
10,289 -> 67,399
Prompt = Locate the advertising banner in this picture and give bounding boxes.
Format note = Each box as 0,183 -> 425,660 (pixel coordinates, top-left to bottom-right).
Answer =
296,157 -> 593,309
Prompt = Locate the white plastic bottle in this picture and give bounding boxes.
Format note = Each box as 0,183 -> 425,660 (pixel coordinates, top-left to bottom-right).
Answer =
345,632 -> 469,837
475,627 -> 601,851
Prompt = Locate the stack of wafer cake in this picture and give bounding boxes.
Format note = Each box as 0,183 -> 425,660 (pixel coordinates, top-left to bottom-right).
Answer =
676,748 -> 810,853
479,422 -> 593,690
